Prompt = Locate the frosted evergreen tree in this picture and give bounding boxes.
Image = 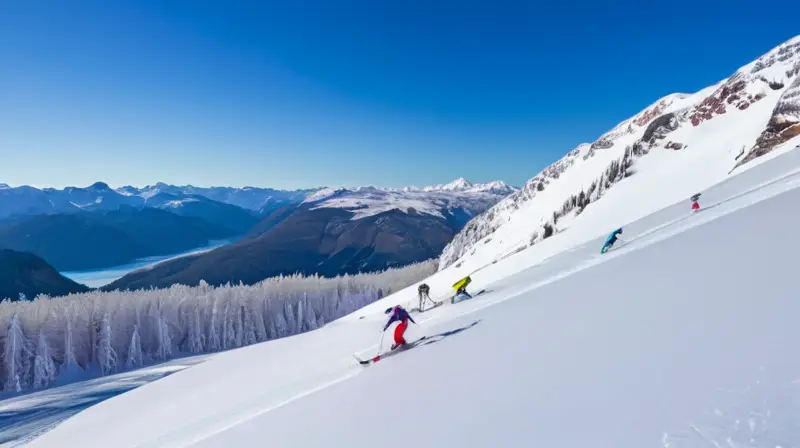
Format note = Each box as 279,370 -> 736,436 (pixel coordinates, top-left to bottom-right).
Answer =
207,299 -> 221,352
126,324 -> 143,370
251,301 -> 268,342
186,303 -> 205,354
283,301 -> 296,335
33,332 -> 57,388
154,313 -> 172,361
296,298 -> 305,331
302,295 -> 319,331
222,301 -> 236,349
262,298 -> 278,339
232,302 -> 244,348
3,314 -> 28,392
242,304 -> 258,346
96,312 -> 117,375
62,312 -> 80,373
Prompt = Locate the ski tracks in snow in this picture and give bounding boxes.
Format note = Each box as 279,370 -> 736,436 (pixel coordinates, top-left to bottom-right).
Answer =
662,370 -> 800,448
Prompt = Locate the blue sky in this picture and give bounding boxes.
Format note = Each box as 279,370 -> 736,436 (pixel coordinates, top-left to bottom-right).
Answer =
1,0 -> 798,190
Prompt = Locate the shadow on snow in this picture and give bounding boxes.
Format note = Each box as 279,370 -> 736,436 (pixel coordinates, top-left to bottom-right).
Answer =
417,319 -> 482,347
0,358 -> 205,446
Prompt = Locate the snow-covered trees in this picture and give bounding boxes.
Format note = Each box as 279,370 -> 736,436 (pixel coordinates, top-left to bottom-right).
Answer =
0,259 -> 436,393
96,312 -> 117,376
3,314 -> 29,392
126,324 -> 142,370
33,332 -> 57,388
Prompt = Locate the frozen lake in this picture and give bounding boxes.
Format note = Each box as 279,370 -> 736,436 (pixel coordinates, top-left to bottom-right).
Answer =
61,239 -> 232,288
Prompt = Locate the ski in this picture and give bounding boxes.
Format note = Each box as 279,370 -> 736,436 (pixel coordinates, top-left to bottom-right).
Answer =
354,336 -> 428,365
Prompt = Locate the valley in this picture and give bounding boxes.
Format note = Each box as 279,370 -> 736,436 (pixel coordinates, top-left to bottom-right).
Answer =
60,238 -> 233,288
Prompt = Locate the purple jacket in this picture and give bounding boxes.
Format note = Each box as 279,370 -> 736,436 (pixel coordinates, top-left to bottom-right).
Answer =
383,306 -> 416,331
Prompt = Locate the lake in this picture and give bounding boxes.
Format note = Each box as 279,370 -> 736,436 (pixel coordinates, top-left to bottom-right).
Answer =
61,239 -> 232,288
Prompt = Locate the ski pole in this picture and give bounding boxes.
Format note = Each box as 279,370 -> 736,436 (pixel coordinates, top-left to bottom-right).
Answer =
377,330 -> 386,356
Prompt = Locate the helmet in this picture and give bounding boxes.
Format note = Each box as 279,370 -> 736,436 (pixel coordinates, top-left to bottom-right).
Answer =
385,307 -> 394,314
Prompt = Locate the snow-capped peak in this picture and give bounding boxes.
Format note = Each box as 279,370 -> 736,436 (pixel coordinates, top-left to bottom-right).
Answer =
303,187 -> 347,203
419,178 -> 516,195
422,177 -> 473,192
443,178 -> 473,191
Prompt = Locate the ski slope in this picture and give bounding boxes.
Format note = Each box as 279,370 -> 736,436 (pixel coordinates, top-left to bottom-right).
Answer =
24,147 -> 800,447
440,36 -> 800,273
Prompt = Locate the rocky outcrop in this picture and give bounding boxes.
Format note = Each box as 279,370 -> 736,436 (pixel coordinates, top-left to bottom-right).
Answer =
737,75 -> 800,167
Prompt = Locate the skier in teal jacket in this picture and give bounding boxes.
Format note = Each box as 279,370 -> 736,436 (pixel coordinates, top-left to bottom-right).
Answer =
601,228 -> 623,253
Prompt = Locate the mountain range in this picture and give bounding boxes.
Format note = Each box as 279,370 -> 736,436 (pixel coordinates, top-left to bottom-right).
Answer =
0,182 -> 315,220
0,178 -> 514,295
104,179 -> 515,290
440,34 -> 800,273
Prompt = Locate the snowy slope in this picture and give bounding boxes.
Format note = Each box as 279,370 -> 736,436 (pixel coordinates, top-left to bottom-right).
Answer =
440,35 -> 800,271
23,141 -> 800,448
195,186 -> 800,448
304,179 -> 516,220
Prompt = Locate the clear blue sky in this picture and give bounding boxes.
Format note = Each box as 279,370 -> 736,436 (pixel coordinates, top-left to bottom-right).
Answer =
1,0 -> 798,190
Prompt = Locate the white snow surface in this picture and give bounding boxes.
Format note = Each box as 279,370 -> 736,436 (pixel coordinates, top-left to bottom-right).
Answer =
0,357 -> 207,447
22,145 -> 800,447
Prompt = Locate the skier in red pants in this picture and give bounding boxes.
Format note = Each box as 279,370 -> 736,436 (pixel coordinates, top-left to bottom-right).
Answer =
383,305 -> 417,350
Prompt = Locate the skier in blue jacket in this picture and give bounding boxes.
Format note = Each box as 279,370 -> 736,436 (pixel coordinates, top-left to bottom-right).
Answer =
384,305 -> 417,350
601,227 -> 623,254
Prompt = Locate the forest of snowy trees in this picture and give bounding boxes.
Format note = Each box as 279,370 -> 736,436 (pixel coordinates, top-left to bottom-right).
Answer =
0,260 -> 436,394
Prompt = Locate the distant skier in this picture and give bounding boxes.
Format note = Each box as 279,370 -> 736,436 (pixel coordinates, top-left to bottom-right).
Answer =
601,227 -> 623,254
383,305 -> 417,350
452,275 -> 473,304
417,283 -> 436,311
690,193 -> 701,212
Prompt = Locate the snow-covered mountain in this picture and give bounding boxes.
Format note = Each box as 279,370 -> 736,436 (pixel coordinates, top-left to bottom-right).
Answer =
0,183 -> 316,220
0,182 -> 145,219
303,179 -> 516,220
106,178 -> 515,291
0,178 -> 513,224
118,183 -> 317,215
440,35 -> 800,270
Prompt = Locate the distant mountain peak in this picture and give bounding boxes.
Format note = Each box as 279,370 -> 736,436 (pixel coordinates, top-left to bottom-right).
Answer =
421,178 -> 516,195
421,178 -> 472,192
88,182 -> 111,191
303,187 -> 347,203
443,177 -> 474,191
